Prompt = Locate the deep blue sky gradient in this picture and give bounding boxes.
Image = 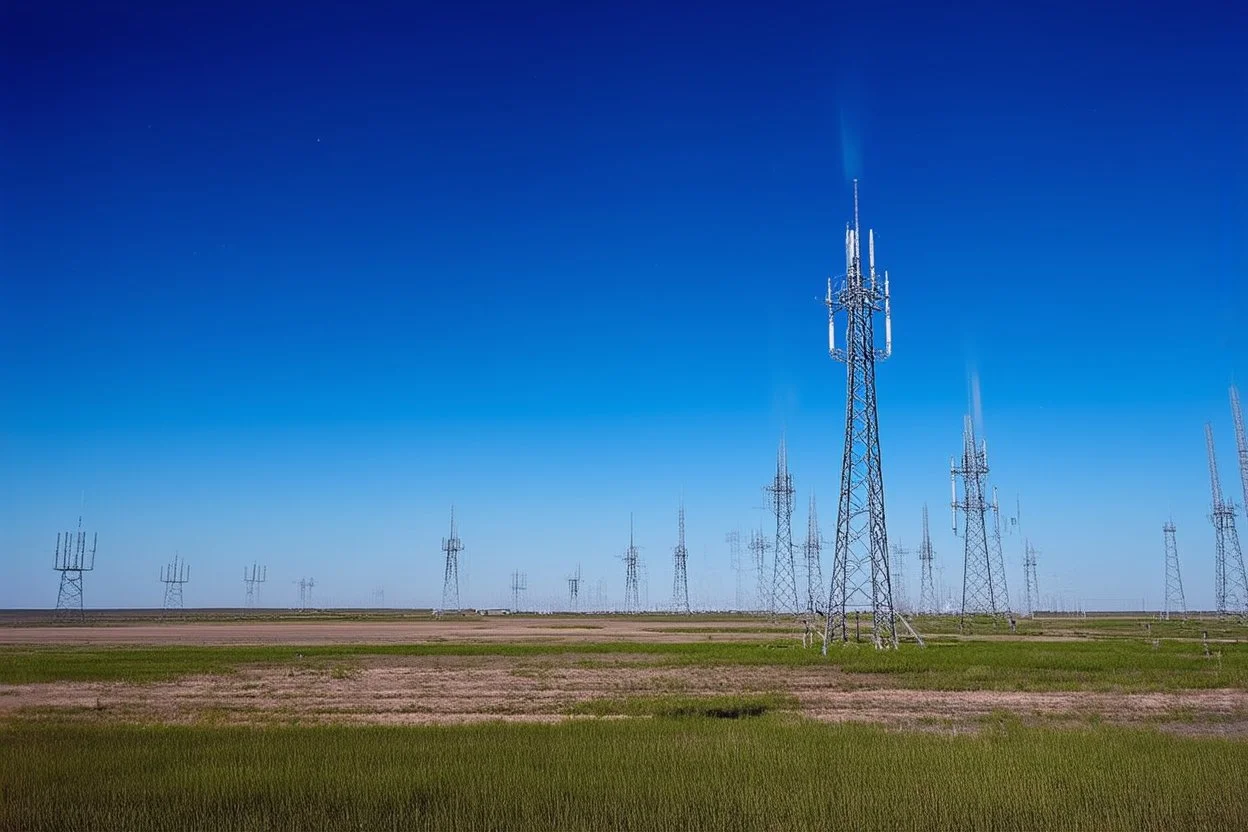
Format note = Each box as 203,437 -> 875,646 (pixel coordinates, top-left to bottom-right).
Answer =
2,1 -> 1245,609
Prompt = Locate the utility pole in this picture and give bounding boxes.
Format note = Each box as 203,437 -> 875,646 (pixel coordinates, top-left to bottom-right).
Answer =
952,415 -> 1006,626
243,563 -> 267,608
803,494 -> 825,616
1206,423 -> 1248,616
918,504 -> 937,614
441,506 -> 463,613
1162,522 -> 1185,620
824,182 -> 899,650
53,514 -> 97,617
748,527 -> 769,613
672,501 -> 691,614
622,514 -> 640,613
160,555 -> 189,612
766,436 -> 799,616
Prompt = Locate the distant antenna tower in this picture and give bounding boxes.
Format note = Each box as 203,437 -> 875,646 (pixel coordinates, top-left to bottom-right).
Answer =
510,571 -> 527,612
987,487 -> 1012,617
622,514 -> 641,613
889,544 -> 909,613
1232,386 -> 1248,529
824,182 -> 898,649
1162,521 -> 1185,620
53,515 -> 97,616
1206,423 -> 1248,616
748,527 -> 769,612
672,502 -> 691,614
243,562 -> 267,608
726,530 -> 745,610
294,577 -> 316,610
440,506 -> 463,613
567,565 -> 583,611
766,436 -> 799,616
160,554 -> 189,612
1023,540 -> 1040,618
952,414 -> 1006,625
803,494 -> 824,616
918,504 -> 937,614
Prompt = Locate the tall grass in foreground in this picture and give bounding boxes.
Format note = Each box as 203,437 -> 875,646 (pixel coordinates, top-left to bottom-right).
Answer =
2,720 -> 1245,831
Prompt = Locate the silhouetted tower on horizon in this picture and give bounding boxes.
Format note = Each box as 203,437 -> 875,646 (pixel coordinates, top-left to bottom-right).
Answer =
1162,521 -> 1185,620
672,502 -> 690,614
54,515 -> 97,616
1233,386 -> 1248,523
1023,540 -> 1040,617
510,571 -> 527,612
803,494 -> 824,616
748,527 -> 769,612
766,437 -> 799,616
952,415 -> 1006,625
622,514 -> 641,613
726,530 -> 745,610
441,506 -> 463,612
243,563 -> 267,608
160,554 -> 189,612
824,183 -> 898,650
918,504 -> 937,614
1206,423 -> 1248,616
567,565 -> 582,611
294,577 -> 316,610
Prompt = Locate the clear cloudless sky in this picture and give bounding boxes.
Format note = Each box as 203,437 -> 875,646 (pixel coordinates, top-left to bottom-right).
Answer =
1,0 -> 1245,611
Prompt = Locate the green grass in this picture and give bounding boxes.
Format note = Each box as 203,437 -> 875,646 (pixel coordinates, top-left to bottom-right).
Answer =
568,692 -> 798,718
1,720 -> 1244,831
3,637 -> 1246,690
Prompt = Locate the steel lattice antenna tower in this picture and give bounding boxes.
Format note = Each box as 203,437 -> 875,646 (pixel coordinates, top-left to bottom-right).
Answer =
160,554 -> 189,612
918,504 -> 937,614
622,514 -> 641,613
952,415 -> 1005,625
54,514 -> 97,616
748,527 -> 769,612
1206,423 -> 1248,616
567,565 -> 582,611
510,571 -> 527,612
243,563 -> 267,608
987,487 -> 1012,616
672,501 -> 691,614
1162,522 -> 1185,620
726,530 -> 745,610
803,494 -> 824,616
890,544 -> 910,613
440,506 -> 463,613
824,182 -> 897,649
294,577 -> 316,610
766,436 -> 799,616
1023,540 -> 1040,618
1233,386 -> 1248,523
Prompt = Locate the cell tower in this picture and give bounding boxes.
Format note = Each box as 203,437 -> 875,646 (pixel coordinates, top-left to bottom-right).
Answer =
1162,522 -> 1185,620
803,494 -> 824,616
243,563 -> 267,608
1206,423 -> 1248,616
952,415 -> 1006,625
748,527 -> 769,612
1023,540 -> 1040,618
622,514 -> 641,613
766,436 -> 799,616
824,182 -> 897,650
1233,386 -> 1248,524
918,504 -> 937,614
440,506 -> 463,613
510,571 -> 527,612
889,544 -> 909,613
672,502 -> 691,614
567,565 -> 582,611
53,515 -> 97,616
726,530 -> 745,610
160,555 -> 189,612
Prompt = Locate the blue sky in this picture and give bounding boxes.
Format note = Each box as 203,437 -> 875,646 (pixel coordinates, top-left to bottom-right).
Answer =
1,0 -> 1245,610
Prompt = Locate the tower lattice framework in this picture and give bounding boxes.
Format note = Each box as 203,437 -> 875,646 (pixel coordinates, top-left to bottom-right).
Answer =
1233,386 -> 1248,529
622,514 -> 641,613
441,507 -> 463,612
672,502 -> 690,614
1162,522 -> 1185,620
54,516 -> 97,616
952,415 -> 1006,625
748,528 -> 769,612
803,494 -> 824,616
243,563 -> 267,608
766,437 -> 799,616
160,554 -> 189,612
918,504 -> 937,614
1206,424 -> 1248,616
987,487 -> 1012,617
1023,540 -> 1040,617
824,182 -> 897,649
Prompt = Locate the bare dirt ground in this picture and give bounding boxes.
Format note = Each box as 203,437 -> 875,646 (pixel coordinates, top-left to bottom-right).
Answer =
3,654 -> 1245,735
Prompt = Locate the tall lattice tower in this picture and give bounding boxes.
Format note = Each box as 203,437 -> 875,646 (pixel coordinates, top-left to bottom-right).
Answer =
726,530 -> 745,610
988,487 -> 1012,616
294,577 -> 316,611
1022,540 -> 1040,617
1162,522 -> 1185,620
160,555 -> 189,612
53,515 -> 97,616
440,506 -> 463,613
748,527 -> 769,612
803,494 -> 824,616
766,437 -> 799,616
567,565 -> 582,611
510,571 -> 527,612
918,504 -> 937,614
622,514 -> 641,613
672,502 -> 691,614
243,563 -> 267,608
889,544 -> 910,613
1233,386 -> 1248,524
952,415 -> 1006,625
824,183 -> 897,649
1206,423 -> 1248,616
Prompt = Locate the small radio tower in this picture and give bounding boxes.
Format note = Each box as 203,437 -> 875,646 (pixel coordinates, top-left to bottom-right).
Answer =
918,504 -> 937,614
748,527 -> 769,612
243,562 -> 267,608
726,530 -> 745,610
952,415 -> 1006,625
824,182 -> 898,650
54,514 -> 97,616
622,514 -> 641,613
1023,540 -> 1040,617
890,544 -> 910,613
803,494 -> 824,616
510,571 -> 527,612
765,436 -> 799,616
160,555 -> 189,612
672,501 -> 691,614
1162,521 -> 1185,620
1206,423 -> 1248,616
440,506 -> 463,613
567,565 -> 583,611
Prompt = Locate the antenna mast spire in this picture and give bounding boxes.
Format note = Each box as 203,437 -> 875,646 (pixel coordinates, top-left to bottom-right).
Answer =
918,504 -> 937,614
440,506 -> 464,613
766,435 -> 799,616
672,501 -> 691,614
623,514 -> 641,613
